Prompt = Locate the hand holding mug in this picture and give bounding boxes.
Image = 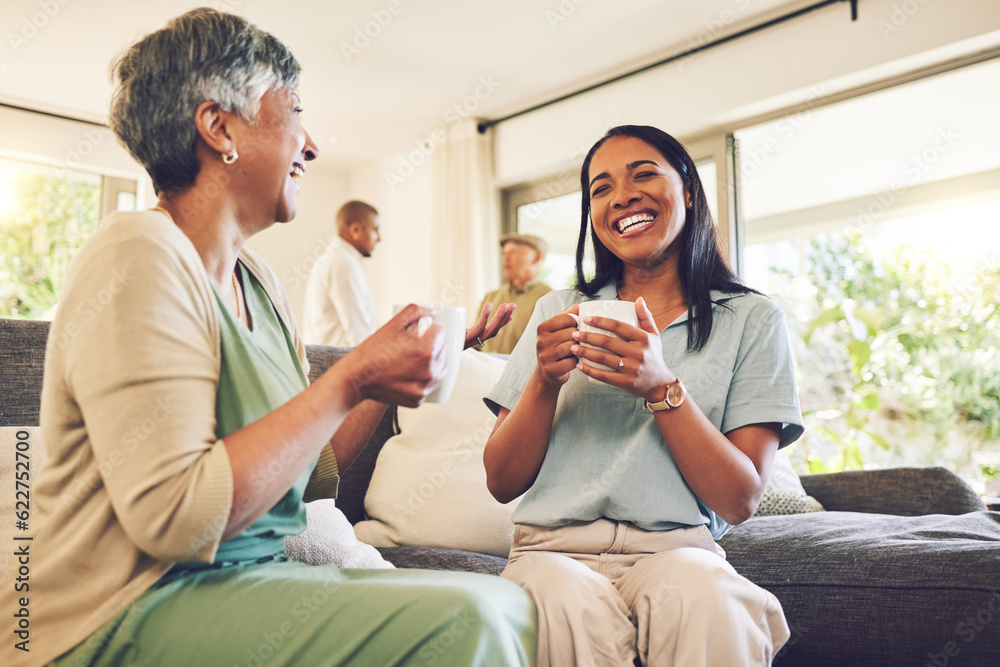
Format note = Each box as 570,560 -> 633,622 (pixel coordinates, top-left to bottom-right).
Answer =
393,305 -> 466,403
567,300 -> 638,372
534,305 -> 581,388
347,304 -> 447,408
571,297 -> 674,401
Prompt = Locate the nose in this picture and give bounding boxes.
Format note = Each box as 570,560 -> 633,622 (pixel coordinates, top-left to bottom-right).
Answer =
612,182 -> 640,209
302,128 -> 319,161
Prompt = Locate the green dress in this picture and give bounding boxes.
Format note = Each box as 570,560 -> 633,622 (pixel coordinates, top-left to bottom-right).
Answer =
52,261 -> 536,666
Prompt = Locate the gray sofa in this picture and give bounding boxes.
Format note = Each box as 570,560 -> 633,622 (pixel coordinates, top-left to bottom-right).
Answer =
3,317 -> 999,666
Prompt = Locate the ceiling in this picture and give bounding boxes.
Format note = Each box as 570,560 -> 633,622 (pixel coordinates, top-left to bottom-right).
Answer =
0,0 -> 798,170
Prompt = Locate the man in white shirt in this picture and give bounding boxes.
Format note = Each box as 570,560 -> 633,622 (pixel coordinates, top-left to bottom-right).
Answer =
303,200 -> 381,346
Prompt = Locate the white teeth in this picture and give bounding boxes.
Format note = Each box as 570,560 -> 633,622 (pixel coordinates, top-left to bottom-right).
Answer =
290,164 -> 304,179
617,213 -> 654,233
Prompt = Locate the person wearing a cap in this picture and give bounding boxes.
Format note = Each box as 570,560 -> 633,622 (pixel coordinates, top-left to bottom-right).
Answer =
477,234 -> 553,354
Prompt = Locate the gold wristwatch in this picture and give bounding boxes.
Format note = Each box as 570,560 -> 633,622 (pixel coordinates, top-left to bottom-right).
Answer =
644,377 -> 686,412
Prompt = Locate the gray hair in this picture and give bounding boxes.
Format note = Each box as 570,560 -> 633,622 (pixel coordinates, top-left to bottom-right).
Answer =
109,8 -> 300,196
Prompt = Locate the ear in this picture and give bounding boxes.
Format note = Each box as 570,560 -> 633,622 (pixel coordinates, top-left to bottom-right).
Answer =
193,100 -> 238,159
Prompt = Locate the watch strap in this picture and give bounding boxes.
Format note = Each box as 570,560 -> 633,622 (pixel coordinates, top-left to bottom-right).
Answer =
644,377 -> 685,412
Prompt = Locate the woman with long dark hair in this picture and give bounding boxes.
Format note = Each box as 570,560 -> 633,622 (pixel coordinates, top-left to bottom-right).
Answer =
484,125 -> 804,666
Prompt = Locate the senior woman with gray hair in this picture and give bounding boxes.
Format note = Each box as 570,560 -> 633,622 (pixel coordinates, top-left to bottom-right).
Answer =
0,8 -> 532,667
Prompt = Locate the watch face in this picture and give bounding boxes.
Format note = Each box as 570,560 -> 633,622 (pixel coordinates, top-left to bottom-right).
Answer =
666,382 -> 685,407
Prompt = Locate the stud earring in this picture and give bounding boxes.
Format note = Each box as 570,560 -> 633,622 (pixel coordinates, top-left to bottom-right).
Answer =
222,150 -> 239,165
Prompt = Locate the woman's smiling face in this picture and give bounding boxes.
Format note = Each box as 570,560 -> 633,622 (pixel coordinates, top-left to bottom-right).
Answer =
236,87 -> 318,224
587,135 -> 691,269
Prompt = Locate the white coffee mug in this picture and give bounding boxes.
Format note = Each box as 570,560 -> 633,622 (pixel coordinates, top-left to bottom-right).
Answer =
394,305 -> 466,403
570,299 -> 638,371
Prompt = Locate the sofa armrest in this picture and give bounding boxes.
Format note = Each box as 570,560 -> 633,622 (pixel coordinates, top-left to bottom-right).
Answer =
799,467 -> 986,516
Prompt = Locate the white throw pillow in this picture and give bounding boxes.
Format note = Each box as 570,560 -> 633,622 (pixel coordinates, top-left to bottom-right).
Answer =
286,499 -> 393,569
753,449 -> 825,517
0,427 -> 45,577
354,349 -> 515,558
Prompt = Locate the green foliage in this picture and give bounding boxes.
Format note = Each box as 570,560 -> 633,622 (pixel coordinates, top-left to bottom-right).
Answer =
0,170 -> 100,319
779,227 -> 1000,480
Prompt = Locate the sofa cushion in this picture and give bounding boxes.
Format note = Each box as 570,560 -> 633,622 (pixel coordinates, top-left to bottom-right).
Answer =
800,467 -> 986,516
0,318 -> 49,427
354,349 -> 517,558
377,546 -> 507,576
720,510 -> 1000,666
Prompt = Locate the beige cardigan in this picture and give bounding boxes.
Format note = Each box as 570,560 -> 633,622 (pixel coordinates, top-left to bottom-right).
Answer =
0,211 -> 339,666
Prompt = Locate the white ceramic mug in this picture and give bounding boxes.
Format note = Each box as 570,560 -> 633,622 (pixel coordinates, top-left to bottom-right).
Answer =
394,305 -> 466,403
570,299 -> 638,371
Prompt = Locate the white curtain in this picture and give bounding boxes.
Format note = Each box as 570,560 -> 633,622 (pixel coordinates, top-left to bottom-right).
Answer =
430,118 -> 499,323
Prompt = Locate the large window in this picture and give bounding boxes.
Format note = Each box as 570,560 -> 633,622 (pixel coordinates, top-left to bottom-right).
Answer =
738,57 -> 1000,487
0,156 -> 136,320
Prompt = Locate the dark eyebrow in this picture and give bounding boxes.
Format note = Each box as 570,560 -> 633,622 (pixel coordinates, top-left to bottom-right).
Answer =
627,160 -> 659,170
589,160 -> 660,189
589,172 -> 610,189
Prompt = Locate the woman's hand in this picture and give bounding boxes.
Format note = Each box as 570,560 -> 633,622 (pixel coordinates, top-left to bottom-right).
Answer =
465,302 -> 515,350
535,305 -> 581,388
344,304 -> 447,408
570,297 -> 674,402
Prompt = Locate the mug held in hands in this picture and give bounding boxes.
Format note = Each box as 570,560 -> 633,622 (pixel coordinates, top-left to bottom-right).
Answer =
394,305 -> 466,403
569,300 -> 637,372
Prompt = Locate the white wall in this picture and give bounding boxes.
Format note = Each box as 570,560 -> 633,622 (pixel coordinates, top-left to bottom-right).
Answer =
348,155 -> 435,327
244,163 -> 351,326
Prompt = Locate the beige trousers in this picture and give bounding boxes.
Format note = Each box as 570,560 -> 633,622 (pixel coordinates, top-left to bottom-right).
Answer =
501,519 -> 789,667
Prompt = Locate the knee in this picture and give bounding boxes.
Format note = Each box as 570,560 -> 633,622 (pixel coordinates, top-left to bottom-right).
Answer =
428,577 -> 537,665
435,576 -> 536,637
505,553 -> 602,601
636,549 -> 736,615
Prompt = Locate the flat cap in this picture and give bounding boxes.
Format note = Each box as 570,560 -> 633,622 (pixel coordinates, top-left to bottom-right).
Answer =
499,233 -> 547,259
